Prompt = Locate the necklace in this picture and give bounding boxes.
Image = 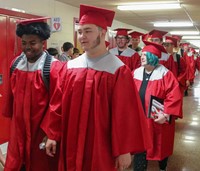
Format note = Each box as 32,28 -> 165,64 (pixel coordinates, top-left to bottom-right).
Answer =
143,68 -> 155,82
145,72 -> 151,81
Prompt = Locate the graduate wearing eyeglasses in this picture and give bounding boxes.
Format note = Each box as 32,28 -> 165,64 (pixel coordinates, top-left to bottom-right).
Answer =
109,28 -> 141,71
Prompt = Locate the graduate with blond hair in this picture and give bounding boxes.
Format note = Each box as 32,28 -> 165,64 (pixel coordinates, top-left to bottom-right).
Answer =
42,4 -> 149,171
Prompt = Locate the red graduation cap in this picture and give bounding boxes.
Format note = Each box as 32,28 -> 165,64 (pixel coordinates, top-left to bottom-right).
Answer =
148,29 -> 168,39
79,4 -> 115,30
142,33 -> 149,41
165,36 -> 178,47
172,35 -> 182,41
142,40 -> 167,58
189,47 -> 196,54
105,41 -> 110,47
129,31 -> 144,39
114,28 -> 132,36
16,17 -> 50,25
181,42 -> 190,47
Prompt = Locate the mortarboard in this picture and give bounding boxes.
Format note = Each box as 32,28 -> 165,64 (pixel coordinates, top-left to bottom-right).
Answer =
142,33 -> 149,41
181,42 -> 190,47
129,31 -> 144,39
114,28 -> 132,36
189,47 -> 196,53
172,35 -> 182,41
16,17 -> 50,25
148,29 -> 168,39
105,41 -> 110,47
142,40 -> 167,58
165,36 -> 178,47
79,4 -> 115,30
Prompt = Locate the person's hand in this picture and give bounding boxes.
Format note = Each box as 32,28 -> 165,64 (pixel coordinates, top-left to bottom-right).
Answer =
154,111 -> 169,124
115,153 -> 132,171
45,139 -> 57,157
186,80 -> 190,87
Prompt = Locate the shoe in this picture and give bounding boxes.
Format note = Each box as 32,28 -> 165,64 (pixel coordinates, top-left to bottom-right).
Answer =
184,90 -> 188,96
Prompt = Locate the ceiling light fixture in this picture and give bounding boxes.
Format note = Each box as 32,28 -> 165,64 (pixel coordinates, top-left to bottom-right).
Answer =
182,36 -> 200,40
170,31 -> 199,35
154,22 -> 193,27
117,2 -> 181,11
187,40 -> 200,48
11,8 -> 25,13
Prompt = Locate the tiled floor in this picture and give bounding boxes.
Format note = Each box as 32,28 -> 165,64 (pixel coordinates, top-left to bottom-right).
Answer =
128,73 -> 200,171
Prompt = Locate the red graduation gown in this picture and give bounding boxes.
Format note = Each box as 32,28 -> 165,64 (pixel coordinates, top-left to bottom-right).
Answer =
167,54 -> 187,94
133,65 -> 182,161
159,53 -> 187,93
2,52 -> 62,171
158,52 -> 170,68
196,57 -> 200,71
184,53 -> 196,83
109,47 -> 141,71
41,52 -> 148,171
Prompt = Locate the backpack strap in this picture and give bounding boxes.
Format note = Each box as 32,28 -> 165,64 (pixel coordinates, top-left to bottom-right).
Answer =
10,55 -> 24,76
10,52 -> 52,90
42,51 -> 52,89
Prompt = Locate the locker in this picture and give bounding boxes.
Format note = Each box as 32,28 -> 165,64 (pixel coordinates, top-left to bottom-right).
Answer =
0,15 -> 10,144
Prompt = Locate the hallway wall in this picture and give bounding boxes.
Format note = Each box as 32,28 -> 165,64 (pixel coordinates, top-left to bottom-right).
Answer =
0,0 -> 146,51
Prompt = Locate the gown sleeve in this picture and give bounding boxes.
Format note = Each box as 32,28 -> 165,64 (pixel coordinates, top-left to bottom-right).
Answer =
177,57 -> 187,92
163,70 -> 182,118
111,65 -> 150,157
1,59 -> 16,118
131,52 -> 141,70
41,61 -> 65,141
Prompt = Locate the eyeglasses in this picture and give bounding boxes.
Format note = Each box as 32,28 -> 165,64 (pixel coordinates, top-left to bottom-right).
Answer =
163,43 -> 172,47
150,38 -> 161,43
116,37 -> 127,41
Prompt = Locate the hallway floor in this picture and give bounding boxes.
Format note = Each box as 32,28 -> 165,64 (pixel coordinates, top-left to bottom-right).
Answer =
129,73 -> 200,171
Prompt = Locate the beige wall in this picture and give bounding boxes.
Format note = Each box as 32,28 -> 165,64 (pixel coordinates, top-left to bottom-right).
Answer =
0,0 -> 146,52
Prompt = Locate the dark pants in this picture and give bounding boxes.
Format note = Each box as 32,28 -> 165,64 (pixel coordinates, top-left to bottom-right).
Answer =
20,165 -> 26,171
133,152 -> 168,171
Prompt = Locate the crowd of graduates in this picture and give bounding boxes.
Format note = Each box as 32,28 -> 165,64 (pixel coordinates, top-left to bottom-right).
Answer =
109,27 -> 200,97
107,27 -> 200,170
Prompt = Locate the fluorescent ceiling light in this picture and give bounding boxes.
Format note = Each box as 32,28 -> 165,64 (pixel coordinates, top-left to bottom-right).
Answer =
170,31 -> 199,35
11,8 -> 25,13
182,36 -> 200,40
187,40 -> 200,48
117,2 -> 181,11
154,22 -> 193,27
